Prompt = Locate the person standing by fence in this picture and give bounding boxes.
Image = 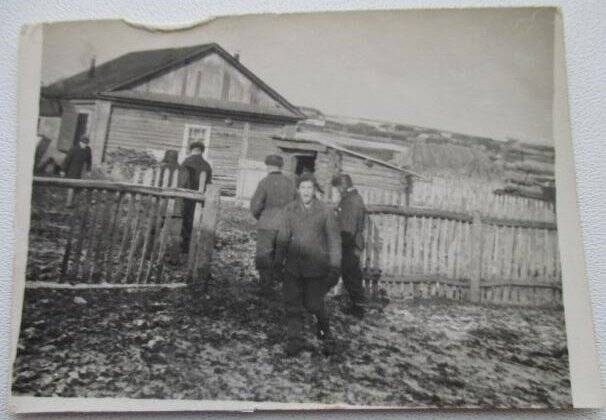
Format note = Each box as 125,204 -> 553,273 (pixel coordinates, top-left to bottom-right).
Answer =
179,142 -> 212,253
332,174 -> 368,319
249,154 -> 296,295
61,136 -> 92,207
275,173 -> 341,357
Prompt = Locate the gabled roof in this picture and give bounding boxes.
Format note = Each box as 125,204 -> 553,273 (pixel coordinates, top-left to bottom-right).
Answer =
42,43 -> 305,120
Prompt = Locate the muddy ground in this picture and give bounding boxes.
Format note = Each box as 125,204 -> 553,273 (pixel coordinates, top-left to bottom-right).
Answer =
12,190 -> 572,407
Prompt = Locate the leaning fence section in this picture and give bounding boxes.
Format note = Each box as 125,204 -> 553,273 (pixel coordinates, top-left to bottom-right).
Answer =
30,167 -> 220,287
362,206 -> 561,306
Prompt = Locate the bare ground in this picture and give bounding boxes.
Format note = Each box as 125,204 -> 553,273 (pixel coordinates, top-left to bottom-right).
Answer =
12,193 -> 572,408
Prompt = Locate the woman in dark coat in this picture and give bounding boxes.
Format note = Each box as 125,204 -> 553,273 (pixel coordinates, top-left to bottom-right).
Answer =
62,136 -> 92,179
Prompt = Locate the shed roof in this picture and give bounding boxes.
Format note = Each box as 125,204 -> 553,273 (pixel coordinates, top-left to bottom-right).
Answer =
42,43 -> 304,120
273,132 -> 424,179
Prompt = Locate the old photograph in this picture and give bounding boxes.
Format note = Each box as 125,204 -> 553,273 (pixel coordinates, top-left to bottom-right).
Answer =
12,8 -> 573,409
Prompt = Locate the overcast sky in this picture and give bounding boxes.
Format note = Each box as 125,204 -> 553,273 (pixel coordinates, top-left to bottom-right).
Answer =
41,8 -> 555,145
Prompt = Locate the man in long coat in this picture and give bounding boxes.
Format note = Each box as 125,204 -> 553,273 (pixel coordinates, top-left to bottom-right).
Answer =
332,174 -> 368,318
249,154 -> 296,293
179,141 -> 213,253
62,136 -> 92,207
275,173 -> 341,357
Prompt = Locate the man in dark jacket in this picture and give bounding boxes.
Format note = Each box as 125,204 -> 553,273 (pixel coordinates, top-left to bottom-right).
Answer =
62,136 -> 92,207
275,173 -> 341,357
250,154 -> 296,293
332,174 -> 367,319
179,142 -> 213,253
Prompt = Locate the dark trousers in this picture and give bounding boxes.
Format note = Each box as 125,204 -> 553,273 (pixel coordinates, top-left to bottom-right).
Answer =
181,200 -> 195,252
255,229 -> 279,286
283,271 -> 329,344
341,234 -> 366,307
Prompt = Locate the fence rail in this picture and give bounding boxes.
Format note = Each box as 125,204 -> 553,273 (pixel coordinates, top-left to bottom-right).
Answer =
363,205 -> 562,306
29,166 -> 220,287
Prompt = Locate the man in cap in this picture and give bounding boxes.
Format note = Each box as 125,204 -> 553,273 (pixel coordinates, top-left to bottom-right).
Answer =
61,135 -> 92,207
250,154 -> 296,294
275,172 -> 341,357
179,141 -> 213,253
332,174 -> 367,319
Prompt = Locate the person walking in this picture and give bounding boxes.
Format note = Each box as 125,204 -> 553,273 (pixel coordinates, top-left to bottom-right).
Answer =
332,174 -> 368,319
61,136 -> 92,207
179,142 -> 212,253
249,154 -> 296,294
275,173 -> 341,357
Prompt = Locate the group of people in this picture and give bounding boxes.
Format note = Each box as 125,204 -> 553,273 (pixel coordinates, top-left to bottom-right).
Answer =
250,154 -> 367,357
61,139 -> 367,357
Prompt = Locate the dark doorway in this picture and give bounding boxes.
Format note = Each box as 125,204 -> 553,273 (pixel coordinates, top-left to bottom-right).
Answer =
294,155 -> 316,176
73,113 -> 89,145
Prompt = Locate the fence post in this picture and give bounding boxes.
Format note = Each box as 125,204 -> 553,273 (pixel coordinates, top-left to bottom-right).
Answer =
192,185 -> 221,287
470,211 -> 483,303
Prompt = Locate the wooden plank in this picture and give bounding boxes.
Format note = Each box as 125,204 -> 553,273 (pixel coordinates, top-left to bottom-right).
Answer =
124,193 -> 148,282
136,194 -> 160,283
94,191 -> 119,282
104,191 -> 124,284
187,171 -> 208,276
69,189 -> 93,282
144,168 -> 171,283
469,212 -> 483,303
59,194 -> 83,282
365,203 -> 557,230
154,172 -> 180,282
33,176 -> 209,203
84,189 -> 104,283
192,185 -> 221,286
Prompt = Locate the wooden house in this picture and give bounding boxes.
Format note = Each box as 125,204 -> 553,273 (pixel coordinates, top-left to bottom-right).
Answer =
40,43 -> 305,195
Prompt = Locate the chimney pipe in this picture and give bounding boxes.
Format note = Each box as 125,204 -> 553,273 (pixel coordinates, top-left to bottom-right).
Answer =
88,57 -> 96,78
234,51 -> 240,62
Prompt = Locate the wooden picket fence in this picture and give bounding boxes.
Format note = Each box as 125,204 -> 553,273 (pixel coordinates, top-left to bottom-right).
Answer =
30,166 -> 220,287
359,175 -> 555,223
362,205 -> 561,306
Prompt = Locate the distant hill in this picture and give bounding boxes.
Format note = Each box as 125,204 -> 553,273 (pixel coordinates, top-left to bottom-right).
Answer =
297,110 -> 555,199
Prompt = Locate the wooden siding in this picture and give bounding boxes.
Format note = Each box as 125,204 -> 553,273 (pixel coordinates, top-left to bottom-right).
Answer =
105,106 -> 286,195
130,52 -> 282,110
340,152 -> 403,190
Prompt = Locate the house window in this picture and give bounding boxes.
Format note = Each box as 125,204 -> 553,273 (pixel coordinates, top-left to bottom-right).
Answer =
181,124 -> 211,161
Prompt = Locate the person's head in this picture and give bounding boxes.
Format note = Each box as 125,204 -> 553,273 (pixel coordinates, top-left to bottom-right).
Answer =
331,173 -> 354,195
189,142 -> 205,155
79,136 -> 90,147
162,149 -> 179,166
264,154 -> 284,173
296,172 -> 319,205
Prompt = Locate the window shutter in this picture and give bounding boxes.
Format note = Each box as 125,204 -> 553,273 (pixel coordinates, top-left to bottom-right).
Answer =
57,106 -> 78,152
